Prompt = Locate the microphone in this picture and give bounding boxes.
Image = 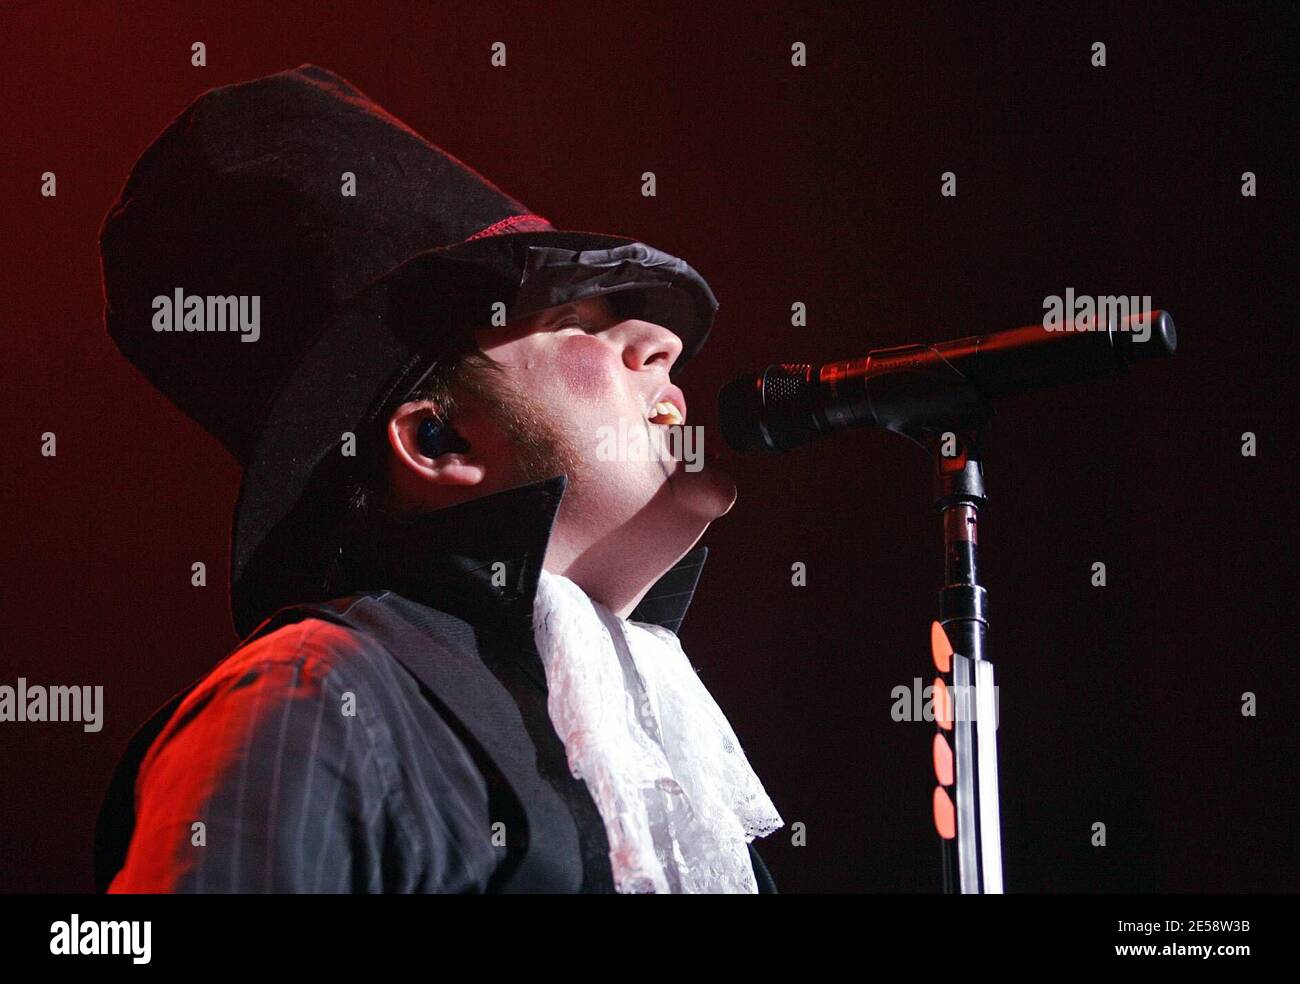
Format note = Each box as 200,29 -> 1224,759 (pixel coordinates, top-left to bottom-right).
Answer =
718,310 -> 1176,453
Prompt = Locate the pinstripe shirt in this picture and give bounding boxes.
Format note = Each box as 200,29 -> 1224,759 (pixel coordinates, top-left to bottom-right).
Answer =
94,474 -> 777,893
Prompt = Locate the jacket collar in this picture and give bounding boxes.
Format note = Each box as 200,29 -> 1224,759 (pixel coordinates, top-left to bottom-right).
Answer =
332,473 -> 709,683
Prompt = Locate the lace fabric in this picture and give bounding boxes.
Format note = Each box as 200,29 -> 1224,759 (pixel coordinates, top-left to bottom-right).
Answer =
532,568 -> 783,893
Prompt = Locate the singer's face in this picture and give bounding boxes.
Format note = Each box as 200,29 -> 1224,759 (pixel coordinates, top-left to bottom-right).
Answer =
468,293 -> 737,535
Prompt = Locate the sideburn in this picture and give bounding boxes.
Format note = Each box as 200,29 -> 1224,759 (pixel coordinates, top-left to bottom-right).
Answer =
453,362 -> 588,488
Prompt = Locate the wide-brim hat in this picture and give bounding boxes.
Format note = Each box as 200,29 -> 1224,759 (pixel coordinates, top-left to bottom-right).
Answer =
100,65 -> 719,637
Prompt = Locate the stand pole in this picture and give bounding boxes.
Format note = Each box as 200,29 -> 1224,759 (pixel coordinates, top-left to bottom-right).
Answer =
930,433 -> 1003,893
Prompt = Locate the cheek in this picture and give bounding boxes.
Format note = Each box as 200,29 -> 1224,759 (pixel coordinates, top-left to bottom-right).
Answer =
555,335 -> 617,401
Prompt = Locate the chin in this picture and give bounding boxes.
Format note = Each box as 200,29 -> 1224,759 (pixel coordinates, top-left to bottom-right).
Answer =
663,458 -> 738,519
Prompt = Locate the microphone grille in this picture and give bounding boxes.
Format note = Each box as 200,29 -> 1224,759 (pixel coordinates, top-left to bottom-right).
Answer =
765,364 -> 809,404
717,364 -> 816,453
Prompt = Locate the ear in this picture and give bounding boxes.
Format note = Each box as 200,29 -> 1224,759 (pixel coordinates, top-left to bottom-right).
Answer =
388,400 -> 486,489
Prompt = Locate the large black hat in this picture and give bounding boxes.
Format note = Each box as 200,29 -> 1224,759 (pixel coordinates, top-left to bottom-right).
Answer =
100,64 -> 718,637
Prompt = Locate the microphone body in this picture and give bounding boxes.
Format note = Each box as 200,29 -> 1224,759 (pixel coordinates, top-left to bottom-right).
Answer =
718,310 -> 1176,453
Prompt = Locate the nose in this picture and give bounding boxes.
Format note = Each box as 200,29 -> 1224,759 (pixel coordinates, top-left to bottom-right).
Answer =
621,320 -> 683,375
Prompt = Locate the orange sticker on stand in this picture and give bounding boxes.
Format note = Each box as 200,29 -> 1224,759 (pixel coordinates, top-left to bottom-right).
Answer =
930,621 -> 953,673
933,786 -> 955,839
932,732 -> 953,786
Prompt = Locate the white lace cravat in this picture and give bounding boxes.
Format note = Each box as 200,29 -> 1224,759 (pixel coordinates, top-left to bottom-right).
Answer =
531,567 -> 783,894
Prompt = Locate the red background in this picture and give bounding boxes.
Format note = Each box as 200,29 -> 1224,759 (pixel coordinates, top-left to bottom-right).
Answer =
1,1 -> 1295,892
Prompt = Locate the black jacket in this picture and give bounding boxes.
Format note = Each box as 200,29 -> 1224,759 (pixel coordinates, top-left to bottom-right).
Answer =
94,474 -> 776,893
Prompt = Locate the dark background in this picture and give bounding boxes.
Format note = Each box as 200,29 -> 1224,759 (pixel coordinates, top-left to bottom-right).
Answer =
1,1 -> 1295,893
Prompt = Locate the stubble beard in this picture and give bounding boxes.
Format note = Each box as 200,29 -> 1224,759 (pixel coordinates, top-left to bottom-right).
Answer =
455,366 -> 591,492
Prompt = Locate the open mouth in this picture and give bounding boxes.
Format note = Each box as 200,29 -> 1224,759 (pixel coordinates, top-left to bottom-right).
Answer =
647,400 -> 685,426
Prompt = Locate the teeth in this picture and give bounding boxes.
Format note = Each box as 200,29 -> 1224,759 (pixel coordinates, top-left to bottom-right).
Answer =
648,400 -> 683,425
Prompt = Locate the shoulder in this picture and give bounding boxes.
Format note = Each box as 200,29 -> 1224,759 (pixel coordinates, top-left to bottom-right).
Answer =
216,600 -> 394,684
185,596 -> 431,719
137,616 -> 383,771
160,597 -> 489,795
139,599 -> 432,787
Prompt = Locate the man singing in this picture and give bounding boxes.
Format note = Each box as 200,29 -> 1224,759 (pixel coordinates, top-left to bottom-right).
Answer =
93,65 -> 782,893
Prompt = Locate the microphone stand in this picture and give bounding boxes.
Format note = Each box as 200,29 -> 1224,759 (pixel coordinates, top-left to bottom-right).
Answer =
872,359 -> 1003,892
926,427 -> 1003,893
859,359 -> 1005,892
